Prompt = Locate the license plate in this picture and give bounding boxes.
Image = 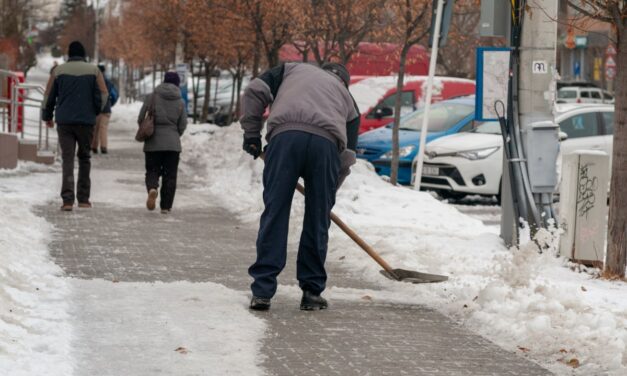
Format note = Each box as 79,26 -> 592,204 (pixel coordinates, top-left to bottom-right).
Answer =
422,166 -> 439,176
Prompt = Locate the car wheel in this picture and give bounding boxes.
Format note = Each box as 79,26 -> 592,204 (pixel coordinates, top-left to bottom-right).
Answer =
437,190 -> 467,201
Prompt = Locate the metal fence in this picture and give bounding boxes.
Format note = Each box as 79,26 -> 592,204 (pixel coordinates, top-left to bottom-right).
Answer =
0,69 -> 55,151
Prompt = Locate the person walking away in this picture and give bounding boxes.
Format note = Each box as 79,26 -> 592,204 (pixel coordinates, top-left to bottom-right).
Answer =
92,64 -> 118,154
137,72 -> 187,214
240,62 -> 360,311
43,41 -> 108,211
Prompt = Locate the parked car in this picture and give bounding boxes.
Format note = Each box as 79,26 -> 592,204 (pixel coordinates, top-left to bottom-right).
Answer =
356,96 -> 477,185
349,76 -> 475,134
420,105 -> 615,201
557,86 -> 614,104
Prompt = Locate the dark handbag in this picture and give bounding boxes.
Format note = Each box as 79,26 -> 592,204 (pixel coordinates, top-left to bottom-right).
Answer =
135,94 -> 156,142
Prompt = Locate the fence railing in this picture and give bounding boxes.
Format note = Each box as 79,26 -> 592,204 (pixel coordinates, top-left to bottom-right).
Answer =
0,69 -> 53,151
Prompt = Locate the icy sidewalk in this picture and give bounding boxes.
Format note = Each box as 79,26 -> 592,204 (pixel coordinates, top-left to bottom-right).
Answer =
33,107 -> 551,375
182,120 -> 626,375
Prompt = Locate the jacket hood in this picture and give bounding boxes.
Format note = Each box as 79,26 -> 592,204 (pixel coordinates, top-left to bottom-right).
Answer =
155,83 -> 182,100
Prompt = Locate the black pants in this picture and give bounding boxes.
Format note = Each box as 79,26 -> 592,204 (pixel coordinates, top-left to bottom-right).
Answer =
57,124 -> 94,204
145,151 -> 180,210
249,131 -> 340,299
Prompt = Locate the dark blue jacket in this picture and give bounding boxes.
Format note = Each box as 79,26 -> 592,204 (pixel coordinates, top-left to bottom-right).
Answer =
43,57 -> 108,126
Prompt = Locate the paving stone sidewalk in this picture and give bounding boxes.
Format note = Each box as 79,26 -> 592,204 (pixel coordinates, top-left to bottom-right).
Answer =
38,127 -> 552,376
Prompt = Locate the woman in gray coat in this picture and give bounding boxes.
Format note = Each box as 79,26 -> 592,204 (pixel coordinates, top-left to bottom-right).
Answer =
137,72 -> 187,213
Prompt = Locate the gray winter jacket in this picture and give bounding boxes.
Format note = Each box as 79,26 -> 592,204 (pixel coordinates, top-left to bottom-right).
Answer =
138,83 -> 187,152
240,63 -> 360,185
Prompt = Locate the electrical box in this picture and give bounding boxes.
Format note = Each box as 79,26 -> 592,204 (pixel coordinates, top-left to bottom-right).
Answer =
559,151 -> 609,266
525,120 -> 560,193
480,0 -> 510,37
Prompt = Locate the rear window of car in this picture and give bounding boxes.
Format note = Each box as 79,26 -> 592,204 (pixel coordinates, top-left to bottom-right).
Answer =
591,90 -> 602,99
580,90 -> 590,98
398,103 -> 473,132
558,90 -> 577,99
559,112 -> 601,138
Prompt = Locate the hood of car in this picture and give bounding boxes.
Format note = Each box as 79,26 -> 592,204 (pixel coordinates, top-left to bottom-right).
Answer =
357,126 -> 446,152
425,132 -> 502,155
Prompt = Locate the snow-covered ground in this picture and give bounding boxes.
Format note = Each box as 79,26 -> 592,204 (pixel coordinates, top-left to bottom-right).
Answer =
1,55 -> 267,375
181,121 -> 627,376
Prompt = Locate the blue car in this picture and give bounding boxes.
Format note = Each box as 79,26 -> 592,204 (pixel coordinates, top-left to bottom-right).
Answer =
356,96 -> 476,185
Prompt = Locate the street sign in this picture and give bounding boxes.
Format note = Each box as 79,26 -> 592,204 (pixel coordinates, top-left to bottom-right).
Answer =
606,44 -> 617,56
606,67 -> 616,80
575,36 -> 587,48
532,60 -> 548,74
605,56 -> 616,68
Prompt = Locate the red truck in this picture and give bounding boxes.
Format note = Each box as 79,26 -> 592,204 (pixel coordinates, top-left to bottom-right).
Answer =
349,76 -> 476,134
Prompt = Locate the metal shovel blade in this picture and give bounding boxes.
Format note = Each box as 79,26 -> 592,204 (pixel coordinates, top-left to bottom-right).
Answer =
380,269 -> 449,284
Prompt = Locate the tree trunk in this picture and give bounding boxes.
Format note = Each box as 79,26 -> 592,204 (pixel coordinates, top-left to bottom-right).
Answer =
152,64 -> 156,91
390,46 -> 409,185
227,73 -> 237,125
201,61 -> 212,123
605,26 -> 627,278
235,69 -> 244,118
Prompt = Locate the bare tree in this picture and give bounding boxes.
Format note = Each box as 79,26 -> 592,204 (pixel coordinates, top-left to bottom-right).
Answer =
386,0 -> 431,185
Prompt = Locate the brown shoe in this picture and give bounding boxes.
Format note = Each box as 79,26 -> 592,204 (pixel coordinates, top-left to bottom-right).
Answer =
60,203 -> 73,211
78,201 -> 92,208
146,189 -> 158,211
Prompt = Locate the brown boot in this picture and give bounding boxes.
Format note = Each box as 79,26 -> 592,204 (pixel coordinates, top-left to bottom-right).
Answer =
146,189 -> 158,211
60,202 -> 73,211
78,201 -> 92,208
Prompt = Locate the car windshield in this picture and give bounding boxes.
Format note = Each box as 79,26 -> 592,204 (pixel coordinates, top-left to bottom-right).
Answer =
394,103 -> 473,132
472,121 -> 502,134
558,89 -> 577,99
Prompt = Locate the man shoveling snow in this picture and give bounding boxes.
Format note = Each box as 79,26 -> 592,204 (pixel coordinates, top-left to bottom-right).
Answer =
240,62 -> 360,311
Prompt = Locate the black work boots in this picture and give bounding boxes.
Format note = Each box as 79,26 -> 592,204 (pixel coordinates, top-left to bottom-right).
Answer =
249,296 -> 271,311
300,291 -> 328,311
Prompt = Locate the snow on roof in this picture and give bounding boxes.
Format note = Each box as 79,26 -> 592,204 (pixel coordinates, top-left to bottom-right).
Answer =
349,75 -> 475,114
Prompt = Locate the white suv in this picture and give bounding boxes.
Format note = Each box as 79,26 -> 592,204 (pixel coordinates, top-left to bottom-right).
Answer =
557,86 -> 614,104
420,105 -> 615,201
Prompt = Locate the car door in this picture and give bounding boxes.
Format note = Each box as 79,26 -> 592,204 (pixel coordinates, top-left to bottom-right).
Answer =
590,89 -> 603,103
559,111 -> 605,156
600,110 -> 614,165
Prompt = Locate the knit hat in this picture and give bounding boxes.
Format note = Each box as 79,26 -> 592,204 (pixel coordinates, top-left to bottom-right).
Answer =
68,41 -> 86,58
164,71 -> 180,87
321,62 -> 350,87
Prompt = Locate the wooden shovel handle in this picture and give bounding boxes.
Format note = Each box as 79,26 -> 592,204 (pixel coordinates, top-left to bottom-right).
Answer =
258,152 -> 395,273
294,183 -> 395,273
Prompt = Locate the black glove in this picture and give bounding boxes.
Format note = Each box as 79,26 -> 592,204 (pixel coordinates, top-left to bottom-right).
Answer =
243,137 -> 262,159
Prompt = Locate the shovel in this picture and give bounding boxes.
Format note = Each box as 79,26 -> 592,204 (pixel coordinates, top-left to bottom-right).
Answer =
257,152 -> 448,283
292,183 -> 448,284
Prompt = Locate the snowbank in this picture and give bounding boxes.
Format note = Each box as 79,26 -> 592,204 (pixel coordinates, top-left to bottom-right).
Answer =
0,164 -> 72,376
181,123 -> 627,375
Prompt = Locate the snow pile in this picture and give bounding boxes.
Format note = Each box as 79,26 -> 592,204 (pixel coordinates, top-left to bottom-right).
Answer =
181,123 -> 627,375
0,165 -> 72,376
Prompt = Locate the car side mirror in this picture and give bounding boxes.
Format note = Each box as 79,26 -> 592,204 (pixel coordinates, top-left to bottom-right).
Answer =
374,106 -> 393,119
558,131 -> 568,141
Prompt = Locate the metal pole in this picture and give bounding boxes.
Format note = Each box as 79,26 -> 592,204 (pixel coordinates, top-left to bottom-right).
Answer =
94,0 -> 100,62
413,0 -> 445,189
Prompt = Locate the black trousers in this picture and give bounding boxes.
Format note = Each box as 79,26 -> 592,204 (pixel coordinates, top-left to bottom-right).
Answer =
144,151 -> 180,210
57,124 -> 94,204
249,131 -> 340,299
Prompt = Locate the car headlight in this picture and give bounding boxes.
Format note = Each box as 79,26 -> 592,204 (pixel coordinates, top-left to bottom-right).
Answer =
455,147 -> 499,160
380,145 -> 416,160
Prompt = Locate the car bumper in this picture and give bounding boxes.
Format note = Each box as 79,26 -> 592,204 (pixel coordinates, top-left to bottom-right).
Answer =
418,154 -> 502,195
